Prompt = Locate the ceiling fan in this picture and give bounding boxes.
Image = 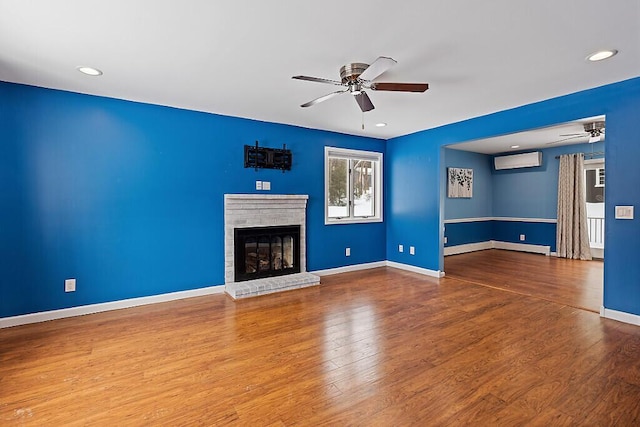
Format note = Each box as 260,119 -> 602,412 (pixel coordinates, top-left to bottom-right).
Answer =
292,56 -> 429,112
547,121 -> 606,145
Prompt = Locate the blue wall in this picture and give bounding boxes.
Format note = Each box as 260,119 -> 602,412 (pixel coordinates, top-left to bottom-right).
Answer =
388,77 -> 640,316
444,221 -> 494,247
492,142 -> 605,219
444,142 -> 605,251
445,220 -> 556,250
444,149 -> 492,220
0,82 -> 386,318
385,132 -> 441,269
3,77 -> 640,320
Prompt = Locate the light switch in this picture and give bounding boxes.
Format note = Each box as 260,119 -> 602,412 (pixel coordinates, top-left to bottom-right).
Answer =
615,205 -> 634,219
262,181 -> 271,190
410,246 -> 415,255
65,278 -> 76,292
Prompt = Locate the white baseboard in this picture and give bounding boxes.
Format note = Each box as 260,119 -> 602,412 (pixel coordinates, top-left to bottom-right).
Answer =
445,240 -> 551,257
600,306 -> 640,326
311,261 -> 387,276
444,241 -> 493,256
385,261 -> 445,278
492,241 -> 551,256
2,260 -> 432,328
312,260 -> 444,278
0,284 -> 225,329
444,217 -> 557,224
7,265 -> 635,330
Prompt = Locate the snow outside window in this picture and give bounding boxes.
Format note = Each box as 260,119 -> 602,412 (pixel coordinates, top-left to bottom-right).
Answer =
325,147 -> 383,224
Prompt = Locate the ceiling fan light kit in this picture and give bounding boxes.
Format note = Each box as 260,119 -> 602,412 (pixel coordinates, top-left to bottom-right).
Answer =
292,56 -> 429,113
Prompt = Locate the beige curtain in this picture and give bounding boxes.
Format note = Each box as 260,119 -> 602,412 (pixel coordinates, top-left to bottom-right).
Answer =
557,153 -> 592,260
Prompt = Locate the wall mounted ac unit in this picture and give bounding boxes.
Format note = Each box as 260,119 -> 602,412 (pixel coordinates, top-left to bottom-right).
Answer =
494,151 -> 542,170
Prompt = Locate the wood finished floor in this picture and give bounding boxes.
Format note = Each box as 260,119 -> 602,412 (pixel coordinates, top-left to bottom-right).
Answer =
445,249 -> 603,313
2,264 -> 638,425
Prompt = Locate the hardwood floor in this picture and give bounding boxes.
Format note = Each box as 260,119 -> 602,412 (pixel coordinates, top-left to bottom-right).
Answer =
2,265 -> 638,425
445,249 -> 603,313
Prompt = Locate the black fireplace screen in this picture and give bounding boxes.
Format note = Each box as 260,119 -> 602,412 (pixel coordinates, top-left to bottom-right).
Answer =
234,225 -> 300,282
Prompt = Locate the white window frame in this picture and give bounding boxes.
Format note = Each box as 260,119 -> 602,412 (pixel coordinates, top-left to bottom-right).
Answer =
584,159 -> 605,188
595,167 -> 605,187
324,146 -> 383,225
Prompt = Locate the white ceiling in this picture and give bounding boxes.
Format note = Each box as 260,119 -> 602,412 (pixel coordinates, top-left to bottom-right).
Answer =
449,115 -> 606,155
0,1 -> 638,141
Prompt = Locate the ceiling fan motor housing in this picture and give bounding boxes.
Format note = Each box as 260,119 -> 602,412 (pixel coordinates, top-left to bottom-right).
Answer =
584,121 -> 605,136
340,63 -> 369,94
340,63 -> 369,83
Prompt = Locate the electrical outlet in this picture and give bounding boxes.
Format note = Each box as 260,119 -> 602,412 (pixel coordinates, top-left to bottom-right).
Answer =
444,236 -> 448,244
255,180 -> 262,190
410,246 -> 415,255
398,244 -> 404,253
520,234 -> 526,241
65,278 -> 76,293
345,247 -> 351,257
262,181 -> 271,190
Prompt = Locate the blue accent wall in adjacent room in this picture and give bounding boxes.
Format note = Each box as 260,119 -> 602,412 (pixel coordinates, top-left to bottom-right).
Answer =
0,81 -> 386,318
444,221 -> 494,247
388,77 -> 640,316
444,148 -> 492,220
445,220 -> 557,251
444,142 -> 604,251
492,142 -> 605,219
491,221 -> 558,251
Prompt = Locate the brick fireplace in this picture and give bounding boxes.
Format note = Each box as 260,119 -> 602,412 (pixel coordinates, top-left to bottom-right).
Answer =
224,194 -> 320,299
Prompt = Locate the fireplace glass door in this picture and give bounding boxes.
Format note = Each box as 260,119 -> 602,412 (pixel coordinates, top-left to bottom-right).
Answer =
234,226 -> 300,282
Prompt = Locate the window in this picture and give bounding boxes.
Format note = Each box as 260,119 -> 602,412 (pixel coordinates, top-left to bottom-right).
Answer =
325,146 -> 382,224
595,168 -> 605,187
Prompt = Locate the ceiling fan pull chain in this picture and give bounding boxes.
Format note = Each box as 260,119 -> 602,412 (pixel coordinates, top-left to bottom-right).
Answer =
362,111 -> 365,130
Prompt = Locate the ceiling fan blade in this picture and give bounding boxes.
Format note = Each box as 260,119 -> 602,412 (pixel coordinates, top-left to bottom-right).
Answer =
359,56 -> 397,81
371,82 -> 429,92
558,132 -> 585,137
546,135 -> 584,145
292,75 -> 344,86
301,90 -> 348,107
354,92 -> 374,112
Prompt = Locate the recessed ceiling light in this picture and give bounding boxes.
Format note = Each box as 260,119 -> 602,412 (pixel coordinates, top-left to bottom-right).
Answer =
375,122 -> 387,127
510,145 -> 520,149
77,66 -> 103,76
586,50 -> 618,62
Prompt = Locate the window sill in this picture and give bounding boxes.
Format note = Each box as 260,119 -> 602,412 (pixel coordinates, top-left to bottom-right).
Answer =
325,217 -> 383,225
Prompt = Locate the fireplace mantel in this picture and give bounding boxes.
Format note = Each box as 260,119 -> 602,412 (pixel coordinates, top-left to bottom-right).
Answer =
223,194 -> 319,298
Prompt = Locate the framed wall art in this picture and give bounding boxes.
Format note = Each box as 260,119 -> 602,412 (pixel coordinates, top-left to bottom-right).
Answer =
447,167 -> 473,198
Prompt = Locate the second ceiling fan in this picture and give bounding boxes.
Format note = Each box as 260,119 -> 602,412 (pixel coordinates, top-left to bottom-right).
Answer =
292,56 -> 429,112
